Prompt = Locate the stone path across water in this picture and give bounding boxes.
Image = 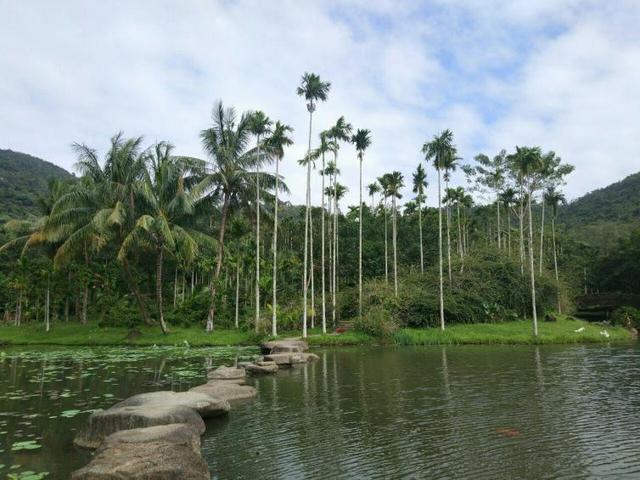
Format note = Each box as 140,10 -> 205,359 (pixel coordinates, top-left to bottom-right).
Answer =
71,339 -> 316,479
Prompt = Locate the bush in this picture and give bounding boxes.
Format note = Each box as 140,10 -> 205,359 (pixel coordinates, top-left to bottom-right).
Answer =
611,306 -> 640,329
97,298 -> 142,328
353,306 -> 398,338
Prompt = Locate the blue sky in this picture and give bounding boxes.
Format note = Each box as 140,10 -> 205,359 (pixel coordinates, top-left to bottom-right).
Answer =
1,0 -> 639,207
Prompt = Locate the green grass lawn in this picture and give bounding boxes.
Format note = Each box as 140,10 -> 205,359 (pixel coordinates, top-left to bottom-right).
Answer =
0,316 -> 634,347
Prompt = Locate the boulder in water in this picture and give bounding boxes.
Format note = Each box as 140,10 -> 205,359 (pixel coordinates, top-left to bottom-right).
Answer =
190,381 -> 257,402
207,366 -> 246,381
260,339 -> 308,354
245,361 -> 278,374
96,424 -> 201,454
113,391 -> 230,418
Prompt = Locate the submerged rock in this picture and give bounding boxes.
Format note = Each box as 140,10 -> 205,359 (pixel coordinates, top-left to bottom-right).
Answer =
74,405 -> 205,449
263,352 -> 319,365
261,339 -> 309,354
71,436 -> 210,479
190,381 -> 257,402
207,366 -> 246,381
97,424 -> 201,454
113,391 -> 230,418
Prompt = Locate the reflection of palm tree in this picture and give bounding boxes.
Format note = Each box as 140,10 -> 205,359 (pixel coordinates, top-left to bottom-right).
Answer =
297,72 -> 331,338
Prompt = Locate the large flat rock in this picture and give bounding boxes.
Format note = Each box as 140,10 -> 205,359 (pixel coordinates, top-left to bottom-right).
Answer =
207,366 -> 246,381
263,352 -> 319,365
190,381 -> 257,402
260,339 -> 309,354
74,405 -> 205,449
71,439 -> 210,479
113,391 -> 230,418
245,362 -> 278,374
97,424 -> 201,455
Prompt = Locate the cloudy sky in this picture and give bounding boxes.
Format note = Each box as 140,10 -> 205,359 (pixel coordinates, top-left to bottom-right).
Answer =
1,0 -> 639,207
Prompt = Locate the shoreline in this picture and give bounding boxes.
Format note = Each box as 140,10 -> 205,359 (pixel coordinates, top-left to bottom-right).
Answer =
0,318 -> 634,347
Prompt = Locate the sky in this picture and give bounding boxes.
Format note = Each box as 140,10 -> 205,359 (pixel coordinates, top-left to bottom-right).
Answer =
1,0 -> 639,207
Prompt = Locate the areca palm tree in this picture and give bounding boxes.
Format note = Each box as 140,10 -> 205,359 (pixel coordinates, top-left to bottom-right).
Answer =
473,151 -> 506,248
297,72 -> 331,338
247,111 -> 273,333
545,186 -> 566,313
119,142 -> 200,334
508,146 -> 543,336
422,129 -> 456,331
412,164 -> 428,274
442,152 -> 460,283
368,182 -> 380,210
499,187 -> 517,257
386,172 -> 404,297
327,117 -> 352,327
352,128 -> 372,317
265,121 -> 293,337
378,174 -> 391,284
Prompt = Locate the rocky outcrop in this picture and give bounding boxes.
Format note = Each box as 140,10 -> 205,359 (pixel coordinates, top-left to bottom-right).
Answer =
71,427 -> 210,480
113,391 -> 230,418
74,405 -> 205,449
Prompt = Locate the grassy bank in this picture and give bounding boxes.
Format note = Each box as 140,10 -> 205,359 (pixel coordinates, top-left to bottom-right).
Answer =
0,317 -> 634,347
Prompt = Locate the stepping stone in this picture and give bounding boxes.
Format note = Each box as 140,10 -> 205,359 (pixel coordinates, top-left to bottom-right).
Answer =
261,340 -> 309,354
97,424 -> 201,454
74,405 -> 205,449
207,366 -> 246,381
113,391 -> 230,418
245,363 -> 278,374
190,381 -> 257,402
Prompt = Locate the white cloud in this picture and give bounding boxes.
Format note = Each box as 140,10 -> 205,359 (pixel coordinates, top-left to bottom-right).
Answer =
1,0 -> 639,208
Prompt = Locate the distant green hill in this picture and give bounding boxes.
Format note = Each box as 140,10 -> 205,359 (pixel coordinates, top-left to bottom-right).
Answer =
0,149 -> 74,221
559,171 -> 640,250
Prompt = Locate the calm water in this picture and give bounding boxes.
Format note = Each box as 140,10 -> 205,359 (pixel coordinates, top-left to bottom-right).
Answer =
1,344 -> 639,479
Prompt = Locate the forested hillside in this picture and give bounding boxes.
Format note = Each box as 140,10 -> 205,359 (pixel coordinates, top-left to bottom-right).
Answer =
0,149 -> 74,221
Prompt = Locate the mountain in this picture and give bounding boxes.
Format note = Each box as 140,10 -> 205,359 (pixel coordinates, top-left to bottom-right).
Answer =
0,149 -> 74,222
559,171 -> 640,250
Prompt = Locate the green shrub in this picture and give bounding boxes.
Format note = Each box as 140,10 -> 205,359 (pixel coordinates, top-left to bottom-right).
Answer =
611,306 -> 640,329
353,306 -> 398,337
97,298 -> 141,328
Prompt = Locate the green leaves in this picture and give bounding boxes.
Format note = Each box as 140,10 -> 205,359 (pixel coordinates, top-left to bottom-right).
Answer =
11,440 -> 41,452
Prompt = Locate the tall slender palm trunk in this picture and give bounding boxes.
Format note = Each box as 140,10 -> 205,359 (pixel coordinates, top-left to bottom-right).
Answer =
45,274 -> 51,332
507,205 -> 512,256
496,201 -> 501,249
551,215 -> 561,313
321,154 -> 327,333
392,195 -> 398,297
156,248 -> 168,335
358,156 -> 363,317
332,153 -> 338,329
384,196 -> 389,283
527,190 -> 538,336
302,110 -> 313,338
255,138 -> 261,333
310,206 -> 315,329
271,156 -> 280,336
539,199 -> 545,274
418,196 -> 424,274
437,170 -> 445,330
235,261 -> 241,329
519,189 -> 525,275
206,194 -> 231,332
445,178 -> 452,283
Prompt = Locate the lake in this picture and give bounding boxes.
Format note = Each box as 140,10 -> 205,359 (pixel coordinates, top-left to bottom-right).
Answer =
1,344 -> 639,479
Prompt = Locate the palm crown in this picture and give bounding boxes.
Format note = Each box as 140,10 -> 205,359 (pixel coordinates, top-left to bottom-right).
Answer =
296,72 -> 331,113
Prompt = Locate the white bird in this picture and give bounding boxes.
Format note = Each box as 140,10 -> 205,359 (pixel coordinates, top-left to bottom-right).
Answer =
600,330 -> 610,338
574,327 -> 585,333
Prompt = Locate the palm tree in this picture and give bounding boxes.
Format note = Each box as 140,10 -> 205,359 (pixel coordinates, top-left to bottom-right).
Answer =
119,143 -> 200,334
200,101 -> 280,332
352,128 -> 372,317
386,172 -> 404,297
247,111 -> 273,333
327,117 -> 352,328
545,186 -> 566,313
442,152 -> 460,283
264,121 -> 293,337
412,164 -> 428,274
509,146 -> 543,336
297,72 -> 331,338
473,151 -> 506,248
423,129 -> 456,331
499,187 -> 517,257
378,174 -> 391,284
368,182 -> 380,210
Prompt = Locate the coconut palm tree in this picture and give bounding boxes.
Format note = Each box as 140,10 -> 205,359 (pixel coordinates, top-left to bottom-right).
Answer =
412,164 -> 428,274
352,128 -> 372,317
297,72 -> 331,338
368,182 -> 380,210
386,171 -> 404,297
508,146 -> 543,336
423,129 -> 456,331
545,186 -> 566,313
119,142 -> 201,334
200,101 -> 280,332
265,121 -> 293,336
247,111 -> 273,333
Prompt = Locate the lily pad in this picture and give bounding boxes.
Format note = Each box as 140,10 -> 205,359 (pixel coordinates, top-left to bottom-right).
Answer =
11,440 -> 41,451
